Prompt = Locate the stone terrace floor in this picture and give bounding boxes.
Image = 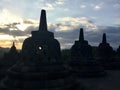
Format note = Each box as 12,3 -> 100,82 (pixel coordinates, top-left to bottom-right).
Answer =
79,70 -> 120,90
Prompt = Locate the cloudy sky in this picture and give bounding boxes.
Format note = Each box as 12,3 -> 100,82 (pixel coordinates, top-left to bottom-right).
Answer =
0,0 -> 120,49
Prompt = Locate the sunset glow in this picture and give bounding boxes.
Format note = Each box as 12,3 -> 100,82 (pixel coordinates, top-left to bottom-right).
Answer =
0,0 -> 120,49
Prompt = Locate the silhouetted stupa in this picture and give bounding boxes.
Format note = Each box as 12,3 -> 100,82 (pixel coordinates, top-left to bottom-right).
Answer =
0,42 -> 19,82
22,10 -> 61,61
0,10 -> 83,90
98,33 -> 115,69
71,28 -> 93,59
70,28 -> 105,77
1,42 -> 19,70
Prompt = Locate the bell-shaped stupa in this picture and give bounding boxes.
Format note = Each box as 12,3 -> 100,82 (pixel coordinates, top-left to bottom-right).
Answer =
22,10 -> 61,62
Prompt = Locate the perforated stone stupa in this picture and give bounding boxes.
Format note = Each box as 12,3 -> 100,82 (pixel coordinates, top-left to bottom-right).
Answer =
0,10 -> 83,90
22,10 -> 61,62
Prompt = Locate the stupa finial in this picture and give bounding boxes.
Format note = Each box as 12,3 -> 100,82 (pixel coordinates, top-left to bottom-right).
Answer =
102,33 -> 107,43
39,9 -> 47,31
79,28 -> 84,41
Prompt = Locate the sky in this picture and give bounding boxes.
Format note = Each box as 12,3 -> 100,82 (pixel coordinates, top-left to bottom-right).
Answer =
0,0 -> 120,50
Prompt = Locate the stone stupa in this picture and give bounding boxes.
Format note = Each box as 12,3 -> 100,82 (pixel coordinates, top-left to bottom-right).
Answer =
0,10 -> 83,90
0,42 -> 19,83
22,10 -> 61,62
70,28 -> 105,77
1,42 -> 19,71
98,33 -> 115,69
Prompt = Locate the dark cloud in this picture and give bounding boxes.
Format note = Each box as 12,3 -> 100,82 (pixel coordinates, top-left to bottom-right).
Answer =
0,22 -> 120,49
99,26 -> 120,48
24,26 -> 38,34
10,30 -> 27,36
0,27 -> 26,36
83,26 -> 120,49
54,25 -> 120,49
23,20 -> 35,24
0,27 -> 9,34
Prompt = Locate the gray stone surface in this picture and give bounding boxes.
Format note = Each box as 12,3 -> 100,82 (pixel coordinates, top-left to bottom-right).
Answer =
79,70 -> 120,90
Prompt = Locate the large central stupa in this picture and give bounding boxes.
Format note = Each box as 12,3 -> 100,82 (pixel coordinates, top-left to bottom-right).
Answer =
0,10 -> 83,90
22,10 -> 61,62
